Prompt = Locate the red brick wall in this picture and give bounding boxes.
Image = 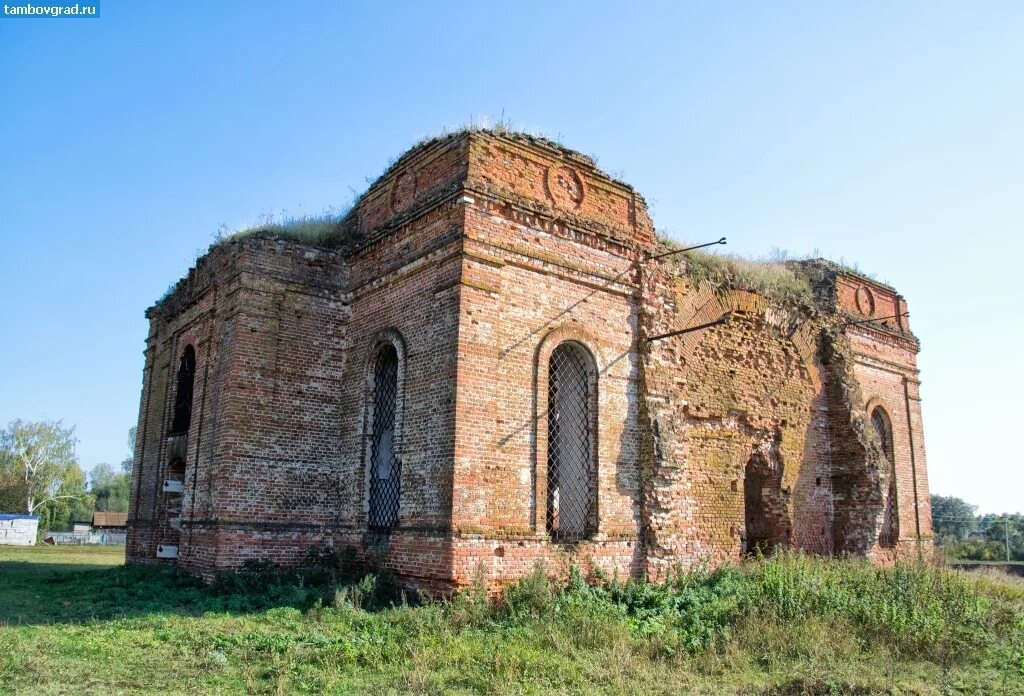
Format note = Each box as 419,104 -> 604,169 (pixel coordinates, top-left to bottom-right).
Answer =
466,132 -> 655,248
448,208 -> 646,584
127,130 -> 932,591
127,241 -> 243,565
838,274 -> 932,559
640,270 -> 834,577
434,134 -> 657,587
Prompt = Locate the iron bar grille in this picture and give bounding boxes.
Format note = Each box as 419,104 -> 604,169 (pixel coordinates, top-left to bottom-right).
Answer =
368,345 -> 400,529
546,342 -> 596,541
870,408 -> 893,461
870,408 -> 898,547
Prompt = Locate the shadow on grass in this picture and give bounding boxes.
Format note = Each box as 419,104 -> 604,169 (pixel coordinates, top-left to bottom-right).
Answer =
0,546 -> 407,627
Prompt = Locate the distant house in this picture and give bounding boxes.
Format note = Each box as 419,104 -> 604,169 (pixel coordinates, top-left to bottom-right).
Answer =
72,521 -> 92,533
92,512 -> 128,533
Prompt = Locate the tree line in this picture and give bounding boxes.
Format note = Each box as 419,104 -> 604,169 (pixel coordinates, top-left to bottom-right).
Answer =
0,419 -> 134,531
931,494 -> 1023,562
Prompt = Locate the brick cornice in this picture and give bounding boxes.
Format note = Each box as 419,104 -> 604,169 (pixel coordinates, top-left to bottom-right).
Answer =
847,323 -> 920,353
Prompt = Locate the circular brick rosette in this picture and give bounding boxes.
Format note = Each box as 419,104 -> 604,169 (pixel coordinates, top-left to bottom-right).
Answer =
545,164 -> 585,210
389,169 -> 418,215
855,285 -> 876,317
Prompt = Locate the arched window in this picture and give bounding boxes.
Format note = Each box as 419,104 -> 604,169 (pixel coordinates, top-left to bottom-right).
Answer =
546,341 -> 597,541
170,346 -> 196,435
368,344 -> 401,529
870,406 -> 898,548
871,407 -> 894,462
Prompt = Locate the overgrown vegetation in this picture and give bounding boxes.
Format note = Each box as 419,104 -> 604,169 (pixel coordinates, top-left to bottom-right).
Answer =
210,121 -> 573,255
2,546 -> 1022,694
653,230 -> 892,312
680,248 -> 815,309
215,209 -> 360,251
207,120 -> 616,260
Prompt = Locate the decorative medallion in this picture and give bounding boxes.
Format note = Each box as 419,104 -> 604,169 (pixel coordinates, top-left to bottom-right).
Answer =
545,165 -> 585,210
389,169 -> 418,215
855,285 -> 876,317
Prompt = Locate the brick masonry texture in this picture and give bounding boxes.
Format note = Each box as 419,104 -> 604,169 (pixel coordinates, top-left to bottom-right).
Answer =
126,130 -> 932,591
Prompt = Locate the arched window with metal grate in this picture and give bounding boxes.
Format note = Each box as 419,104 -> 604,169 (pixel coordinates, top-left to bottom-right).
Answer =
170,345 -> 196,435
368,344 -> 401,530
870,406 -> 898,548
546,341 -> 597,541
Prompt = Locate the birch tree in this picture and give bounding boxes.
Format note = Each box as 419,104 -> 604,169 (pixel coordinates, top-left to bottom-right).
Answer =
0,419 -> 80,515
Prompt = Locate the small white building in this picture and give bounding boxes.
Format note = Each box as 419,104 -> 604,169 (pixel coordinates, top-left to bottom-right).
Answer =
0,514 -> 39,546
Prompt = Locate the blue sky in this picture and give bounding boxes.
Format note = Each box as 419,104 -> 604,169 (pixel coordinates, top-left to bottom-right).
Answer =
1,1 -> 1021,513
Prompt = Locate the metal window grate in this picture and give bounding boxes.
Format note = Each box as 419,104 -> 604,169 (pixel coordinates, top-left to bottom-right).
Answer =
546,342 -> 595,541
871,409 -> 893,461
870,407 -> 898,547
368,345 -> 401,529
879,476 -> 898,548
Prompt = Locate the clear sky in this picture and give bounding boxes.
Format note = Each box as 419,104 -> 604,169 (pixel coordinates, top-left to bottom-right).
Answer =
1,1 -> 1021,513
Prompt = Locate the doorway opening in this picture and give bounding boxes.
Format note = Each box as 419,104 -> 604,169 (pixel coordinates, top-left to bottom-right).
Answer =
743,452 -> 790,556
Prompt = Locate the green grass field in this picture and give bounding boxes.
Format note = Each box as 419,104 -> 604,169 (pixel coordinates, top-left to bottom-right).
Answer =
1,545 -> 1022,695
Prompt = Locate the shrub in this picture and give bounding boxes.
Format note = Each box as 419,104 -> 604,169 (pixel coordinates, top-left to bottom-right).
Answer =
446,564 -> 492,627
567,564 -> 750,653
501,563 -> 555,621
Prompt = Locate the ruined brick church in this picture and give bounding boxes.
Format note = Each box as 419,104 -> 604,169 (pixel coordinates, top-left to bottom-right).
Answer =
126,129 -> 932,590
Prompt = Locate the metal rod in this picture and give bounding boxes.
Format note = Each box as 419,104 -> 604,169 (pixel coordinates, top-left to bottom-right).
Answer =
650,237 -> 727,260
844,312 -> 909,327
1006,516 -> 1011,563
647,314 -> 731,342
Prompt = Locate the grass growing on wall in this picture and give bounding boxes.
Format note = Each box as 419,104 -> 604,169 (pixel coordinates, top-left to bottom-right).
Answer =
655,232 -> 888,310
1,546 -> 1022,695
217,210 -> 358,250
681,248 -> 815,309
208,124 -> 574,256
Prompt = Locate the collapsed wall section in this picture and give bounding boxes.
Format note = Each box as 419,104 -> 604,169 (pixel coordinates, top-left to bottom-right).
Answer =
819,267 -> 932,560
639,263 -> 832,577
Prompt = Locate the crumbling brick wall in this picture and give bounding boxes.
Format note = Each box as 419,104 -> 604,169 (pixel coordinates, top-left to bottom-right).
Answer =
127,129 -> 931,591
639,266 -> 833,577
821,270 -> 932,560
